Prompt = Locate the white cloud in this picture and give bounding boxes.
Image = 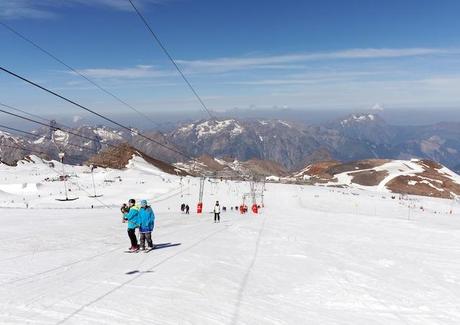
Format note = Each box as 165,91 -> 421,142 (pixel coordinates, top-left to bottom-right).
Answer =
0,0 -> 170,19
225,70 -> 395,86
177,48 -> 457,74
72,115 -> 82,123
73,65 -> 174,79
0,1 -> 55,19
70,48 -> 455,81
140,74 -> 460,111
371,103 -> 385,111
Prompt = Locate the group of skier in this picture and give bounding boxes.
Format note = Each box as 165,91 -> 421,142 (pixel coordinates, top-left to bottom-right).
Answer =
120,199 -> 224,252
121,199 -> 155,253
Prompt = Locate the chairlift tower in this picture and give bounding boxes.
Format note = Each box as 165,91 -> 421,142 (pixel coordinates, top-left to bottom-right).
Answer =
88,164 -> 103,198
250,178 -> 258,214
197,176 -> 205,213
261,180 -> 266,207
56,152 -> 79,201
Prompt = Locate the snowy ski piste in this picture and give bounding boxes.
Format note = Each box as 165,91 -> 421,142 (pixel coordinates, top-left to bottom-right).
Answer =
1,156 -> 460,324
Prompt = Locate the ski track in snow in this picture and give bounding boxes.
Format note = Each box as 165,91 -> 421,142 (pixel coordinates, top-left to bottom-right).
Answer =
1,157 -> 460,324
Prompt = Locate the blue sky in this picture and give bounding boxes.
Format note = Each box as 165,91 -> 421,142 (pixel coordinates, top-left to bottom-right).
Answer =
1,0 -> 460,121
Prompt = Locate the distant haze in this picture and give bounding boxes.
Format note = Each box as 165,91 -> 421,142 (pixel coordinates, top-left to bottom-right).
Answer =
6,107 -> 460,131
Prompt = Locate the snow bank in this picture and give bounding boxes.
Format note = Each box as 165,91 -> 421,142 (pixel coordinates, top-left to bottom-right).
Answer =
0,183 -> 41,194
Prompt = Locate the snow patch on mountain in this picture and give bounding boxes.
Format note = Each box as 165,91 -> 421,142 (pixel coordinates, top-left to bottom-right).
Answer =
340,114 -> 376,126
33,136 -> 46,144
195,119 -> 244,138
0,131 -> 22,143
93,128 -> 123,141
277,120 -> 292,128
53,130 -> 69,143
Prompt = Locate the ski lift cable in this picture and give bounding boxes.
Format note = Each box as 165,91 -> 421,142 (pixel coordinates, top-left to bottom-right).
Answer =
0,101 -> 210,182
0,99 -> 50,124
0,24 -> 219,178
0,102 -> 211,183
0,101 -> 87,135
0,110 -> 101,197
0,102 -> 111,151
1,142 -> 50,157
0,21 -> 164,130
0,124 -> 99,154
1,18 -> 247,182
0,67 -> 195,161
0,103 -> 120,151
127,0 -> 215,120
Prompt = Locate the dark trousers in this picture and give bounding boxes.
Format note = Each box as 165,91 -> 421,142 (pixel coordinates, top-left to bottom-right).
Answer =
128,228 -> 138,248
214,212 -> 220,222
140,232 -> 153,249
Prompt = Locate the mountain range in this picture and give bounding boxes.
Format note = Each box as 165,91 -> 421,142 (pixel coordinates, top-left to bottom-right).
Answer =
1,112 -> 460,174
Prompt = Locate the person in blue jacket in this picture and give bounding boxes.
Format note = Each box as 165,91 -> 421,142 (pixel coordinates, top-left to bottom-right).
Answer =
138,199 -> 155,251
124,198 -> 140,252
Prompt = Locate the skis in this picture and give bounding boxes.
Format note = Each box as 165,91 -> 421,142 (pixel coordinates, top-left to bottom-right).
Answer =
124,248 -> 140,253
124,245 -> 156,253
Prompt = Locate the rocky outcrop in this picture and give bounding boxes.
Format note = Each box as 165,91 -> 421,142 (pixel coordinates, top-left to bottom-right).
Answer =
294,158 -> 460,199
86,143 -> 188,176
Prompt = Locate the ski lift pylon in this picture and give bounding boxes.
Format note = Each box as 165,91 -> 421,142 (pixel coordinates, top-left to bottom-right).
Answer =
56,152 -> 79,201
197,176 -> 205,214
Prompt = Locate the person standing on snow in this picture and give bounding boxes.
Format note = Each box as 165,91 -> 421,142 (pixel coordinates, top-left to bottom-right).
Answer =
139,199 -> 155,251
214,201 -> 221,223
185,204 -> 190,214
124,199 -> 140,252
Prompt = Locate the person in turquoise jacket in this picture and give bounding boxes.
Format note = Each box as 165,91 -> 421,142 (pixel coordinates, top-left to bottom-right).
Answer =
138,199 -> 155,250
124,198 -> 140,251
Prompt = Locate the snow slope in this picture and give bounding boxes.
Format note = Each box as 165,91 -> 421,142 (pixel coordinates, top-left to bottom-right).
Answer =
297,159 -> 460,199
1,157 -> 460,324
328,159 -> 426,191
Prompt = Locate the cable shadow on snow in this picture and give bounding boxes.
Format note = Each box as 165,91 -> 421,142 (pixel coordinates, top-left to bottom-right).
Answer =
231,217 -> 266,325
124,243 -> 182,275
125,270 -> 154,275
55,228 -> 226,324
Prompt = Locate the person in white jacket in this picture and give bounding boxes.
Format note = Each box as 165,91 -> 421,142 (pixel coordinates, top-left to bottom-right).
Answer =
214,201 -> 221,223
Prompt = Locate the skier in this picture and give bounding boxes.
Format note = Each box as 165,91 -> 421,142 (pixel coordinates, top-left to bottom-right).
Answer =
185,204 -> 190,214
138,199 -> 155,251
124,199 -> 140,252
181,203 -> 185,212
214,201 -> 221,223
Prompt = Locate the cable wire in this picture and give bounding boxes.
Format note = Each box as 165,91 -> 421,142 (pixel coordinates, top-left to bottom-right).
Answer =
0,100 -> 50,124
0,67 -> 192,160
0,103 -> 118,151
127,0 -> 214,119
0,102 -> 101,146
0,123 -> 99,154
0,143 -> 50,157
0,102 -> 205,178
0,20 -> 163,130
